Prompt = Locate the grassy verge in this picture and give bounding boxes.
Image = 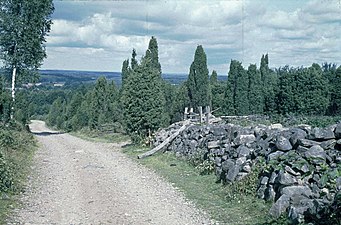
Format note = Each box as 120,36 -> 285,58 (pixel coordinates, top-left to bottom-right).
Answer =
0,122 -> 36,224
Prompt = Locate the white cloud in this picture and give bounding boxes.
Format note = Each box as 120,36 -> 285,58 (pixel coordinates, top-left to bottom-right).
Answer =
42,0 -> 341,74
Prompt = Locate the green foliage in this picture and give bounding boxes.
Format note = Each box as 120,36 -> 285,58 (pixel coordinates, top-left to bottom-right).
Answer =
248,64 -> 264,114
89,76 -> 108,129
0,77 -> 11,123
170,82 -> 190,123
131,49 -> 138,71
210,70 -> 218,84
121,59 -> 129,89
0,123 -> 35,224
227,60 -> 250,115
0,150 -> 14,192
328,66 -> 341,115
210,70 -> 226,116
121,57 -> 168,139
145,36 -> 161,74
47,96 -> 65,129
0,123 -> 35,193
0,0 -> 54,119
234,61 -> 249,115
186,148 -> 215,175
121,37 -> 168,141
223,81 -> 235,115
261,54 -> 277,114
187,45 -> 210,109
0,0 -> 54,72
225,161 -> 262,200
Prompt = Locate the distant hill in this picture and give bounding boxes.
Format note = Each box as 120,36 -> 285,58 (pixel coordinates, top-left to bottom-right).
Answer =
38,70 -> 227,86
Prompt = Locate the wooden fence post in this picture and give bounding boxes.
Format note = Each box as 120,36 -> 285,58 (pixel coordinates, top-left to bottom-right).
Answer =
198,106 -> 203,125
205,106 -> 210,124
184,107 -> 188,120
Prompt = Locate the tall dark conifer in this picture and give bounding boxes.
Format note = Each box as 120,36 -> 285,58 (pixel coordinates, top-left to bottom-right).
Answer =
260,54 -> 277,114
187,45 -> 210,109
131,49 -> 138,71
121,59 -> 129,88
121,37 -> 167,141
248,64 -> 264,114
228,60 -> 249,115
145,36 -> 161,74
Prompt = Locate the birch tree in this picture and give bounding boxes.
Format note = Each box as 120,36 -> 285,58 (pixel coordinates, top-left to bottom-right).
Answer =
0,0 -> 54,118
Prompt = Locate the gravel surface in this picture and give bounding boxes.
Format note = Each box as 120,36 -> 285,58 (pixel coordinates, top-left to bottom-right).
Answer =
8,120 -> 211,225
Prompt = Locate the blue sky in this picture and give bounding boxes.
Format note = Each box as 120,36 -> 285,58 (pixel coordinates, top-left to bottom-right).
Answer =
41,0 -> 341,74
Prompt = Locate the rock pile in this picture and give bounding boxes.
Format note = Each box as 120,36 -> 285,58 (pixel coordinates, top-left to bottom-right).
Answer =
153,121 -> 341,224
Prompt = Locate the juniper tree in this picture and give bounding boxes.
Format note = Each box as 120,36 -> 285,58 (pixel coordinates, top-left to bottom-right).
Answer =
131,49 -> 138,71
247,64 -> 264,114
276,66 -> 297,114
260,54 -> 277,114
171,82 -> 191,122
121,59 -> 129,89
187,45 -> 210,109
331,66 -> 341,115
228,60 -> 249,115
145,36 -> 161,74
210,70 -> 225,115
121,37 -> 168,141
210,70 -> 218,85
89,76 -> 108,129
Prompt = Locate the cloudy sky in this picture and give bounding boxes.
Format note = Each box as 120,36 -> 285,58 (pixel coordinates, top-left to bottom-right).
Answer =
41,0 -> 341,74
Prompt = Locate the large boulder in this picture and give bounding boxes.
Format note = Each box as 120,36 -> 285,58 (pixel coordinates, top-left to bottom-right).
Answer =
237,145 -> 251,158
267,151 -> 284,161
304,145 -> 326,164
265,185 -> 276,202
276,171 -> 297,186
234,134 -> 256,146
298,139 -> 321,148
309,127 -> 335,140
226,165 -> 240,183
221,159 -> 234,172
281,185 -> 312,198
276,136 -> 292,151
320,139 -> 336,150
289,128 -> 307,147
335,123 -> 341,138
269,194 -> 291,218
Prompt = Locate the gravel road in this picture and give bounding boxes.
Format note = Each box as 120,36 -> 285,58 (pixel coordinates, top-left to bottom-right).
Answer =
8,120 -> 211,225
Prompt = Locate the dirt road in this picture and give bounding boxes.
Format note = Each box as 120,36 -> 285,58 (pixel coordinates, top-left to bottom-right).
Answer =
9,120 -> 211,225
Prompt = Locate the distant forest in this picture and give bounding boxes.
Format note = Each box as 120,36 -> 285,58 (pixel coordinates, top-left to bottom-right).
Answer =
1,37 -> 340,141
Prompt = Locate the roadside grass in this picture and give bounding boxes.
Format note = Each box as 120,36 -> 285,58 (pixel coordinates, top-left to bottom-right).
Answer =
0,123 -> 36,224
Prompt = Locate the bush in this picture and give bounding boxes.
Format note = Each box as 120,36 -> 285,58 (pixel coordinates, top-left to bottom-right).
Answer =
0,123 -> 35,193
0,151 -> 14,192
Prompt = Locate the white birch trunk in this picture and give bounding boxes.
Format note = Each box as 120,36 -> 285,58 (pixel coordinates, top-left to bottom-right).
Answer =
10,66 -> 17,119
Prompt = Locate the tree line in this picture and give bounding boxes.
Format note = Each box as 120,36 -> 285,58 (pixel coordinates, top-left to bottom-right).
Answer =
2,36 -> 340,141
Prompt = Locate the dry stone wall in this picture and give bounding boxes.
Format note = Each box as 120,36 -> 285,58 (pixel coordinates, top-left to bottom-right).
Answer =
153,121 -> 341,224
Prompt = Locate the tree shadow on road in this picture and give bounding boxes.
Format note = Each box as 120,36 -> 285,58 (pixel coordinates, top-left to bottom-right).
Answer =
31,131 -> 64,136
